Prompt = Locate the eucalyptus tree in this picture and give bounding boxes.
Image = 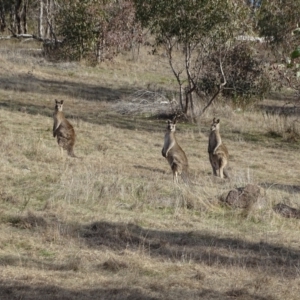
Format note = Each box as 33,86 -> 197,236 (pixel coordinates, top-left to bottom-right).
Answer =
253,0 -> 300,141
134,0 -> 253,118
256,0 -> 300,98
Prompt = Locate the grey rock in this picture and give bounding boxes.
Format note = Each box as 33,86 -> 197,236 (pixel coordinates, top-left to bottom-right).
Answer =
220,184 -> 266,209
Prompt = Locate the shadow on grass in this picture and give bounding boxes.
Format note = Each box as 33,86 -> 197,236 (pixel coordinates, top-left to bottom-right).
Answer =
0,74 -> 133,102
0,254 -> 81,272
81,112 -> 165,132
0,99 -> 167,133
258,104 -> 300,117
0,281 -> 158,300
0,100 -> 54,118
80,221 -> 300,278
0,280 -> 273,300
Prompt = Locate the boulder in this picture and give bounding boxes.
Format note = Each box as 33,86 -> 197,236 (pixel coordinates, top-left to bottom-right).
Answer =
220,184 -> 266,209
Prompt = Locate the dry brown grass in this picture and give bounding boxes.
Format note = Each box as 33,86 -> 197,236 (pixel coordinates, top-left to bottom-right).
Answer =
0,40 -> 300,299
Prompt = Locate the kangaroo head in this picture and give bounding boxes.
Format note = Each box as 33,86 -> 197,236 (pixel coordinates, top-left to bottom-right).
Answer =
211,118 -> 220,131
55,99 -> 64,112
166,117 -> 177,132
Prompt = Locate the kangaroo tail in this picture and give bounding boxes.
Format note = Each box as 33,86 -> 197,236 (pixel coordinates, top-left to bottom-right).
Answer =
223,167 -> 230,179
181,167 -> 191,185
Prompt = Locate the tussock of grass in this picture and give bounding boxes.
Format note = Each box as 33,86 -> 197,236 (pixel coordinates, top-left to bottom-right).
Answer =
0,42 -> 300,299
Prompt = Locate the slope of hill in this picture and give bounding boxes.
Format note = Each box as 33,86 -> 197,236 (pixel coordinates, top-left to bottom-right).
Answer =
0,41 -> 300,300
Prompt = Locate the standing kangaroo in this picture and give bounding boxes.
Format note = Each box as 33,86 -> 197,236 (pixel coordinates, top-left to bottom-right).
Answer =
53,99 -> 76,157
208,118 -> 229,179
162,117 -> 189,183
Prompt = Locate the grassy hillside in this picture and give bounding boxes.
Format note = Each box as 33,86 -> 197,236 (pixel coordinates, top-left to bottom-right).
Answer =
0,41 -> 300,300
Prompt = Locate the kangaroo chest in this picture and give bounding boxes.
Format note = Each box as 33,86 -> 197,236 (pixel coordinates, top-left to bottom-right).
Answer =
164,133 -> 176,150
54,112 -> 66,124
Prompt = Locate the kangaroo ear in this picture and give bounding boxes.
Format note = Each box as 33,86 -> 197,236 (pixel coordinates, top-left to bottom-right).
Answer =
60,100 -> 64,104
55,99 -> 58,104
167,119 -> 172,124
217,119 -> 220,123
213,117 -> 216,122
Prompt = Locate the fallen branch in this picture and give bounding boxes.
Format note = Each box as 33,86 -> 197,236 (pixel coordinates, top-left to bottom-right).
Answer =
0,32 -> 61,43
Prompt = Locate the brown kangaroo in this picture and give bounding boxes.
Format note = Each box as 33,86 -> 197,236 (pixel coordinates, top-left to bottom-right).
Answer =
53,99 -> 76,157
162,117 -> 189,183
208,118 -> 229,179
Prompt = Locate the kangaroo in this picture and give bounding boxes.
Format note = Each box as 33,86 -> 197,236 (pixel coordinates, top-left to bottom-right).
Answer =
208,118 -> 229,179
53,99 -> 76,157
162,117 -> 189,183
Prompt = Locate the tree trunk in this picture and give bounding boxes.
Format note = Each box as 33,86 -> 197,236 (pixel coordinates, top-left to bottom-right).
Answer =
184,90 -> 189,115
9,4 -> 15,33
45,0 -> 55,39
15,0 -> 22,34
22,0 -> 27,34
184,42 -> 196,119
45,0 -> 49,38
179,85 -> 184,111
38,0 -> 44,38
190,91 -> 195,120
96,32 -> 105,63
186,79 -> 195,119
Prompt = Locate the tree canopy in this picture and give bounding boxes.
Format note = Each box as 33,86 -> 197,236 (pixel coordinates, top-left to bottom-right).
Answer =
256,0 -> 300,96
134,0 -> 254,117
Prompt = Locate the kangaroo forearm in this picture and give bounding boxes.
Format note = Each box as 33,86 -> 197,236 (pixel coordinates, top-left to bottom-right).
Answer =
53,121 -> 61,136
214,140 -> 222,153
165,144 -> 174,157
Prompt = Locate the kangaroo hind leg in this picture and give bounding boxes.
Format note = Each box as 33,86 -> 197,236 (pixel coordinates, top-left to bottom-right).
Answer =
219,158 -> 227,179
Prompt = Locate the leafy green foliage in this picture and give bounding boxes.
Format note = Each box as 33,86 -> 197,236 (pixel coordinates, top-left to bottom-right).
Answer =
291,47 -> 300,60
134,0 -> 249,45
257,0 -> 300,48
55,0 -> 141,62
56,0 -> 98,61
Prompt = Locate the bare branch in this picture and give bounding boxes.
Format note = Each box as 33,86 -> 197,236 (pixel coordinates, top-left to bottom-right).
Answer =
200,58 -> 227,116
164,35 -> 185,111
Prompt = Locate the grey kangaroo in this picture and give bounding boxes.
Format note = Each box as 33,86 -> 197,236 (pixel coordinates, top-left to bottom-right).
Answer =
208,118 -> 229,179
162,117 -> 189,183
53,99 -> 76,157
